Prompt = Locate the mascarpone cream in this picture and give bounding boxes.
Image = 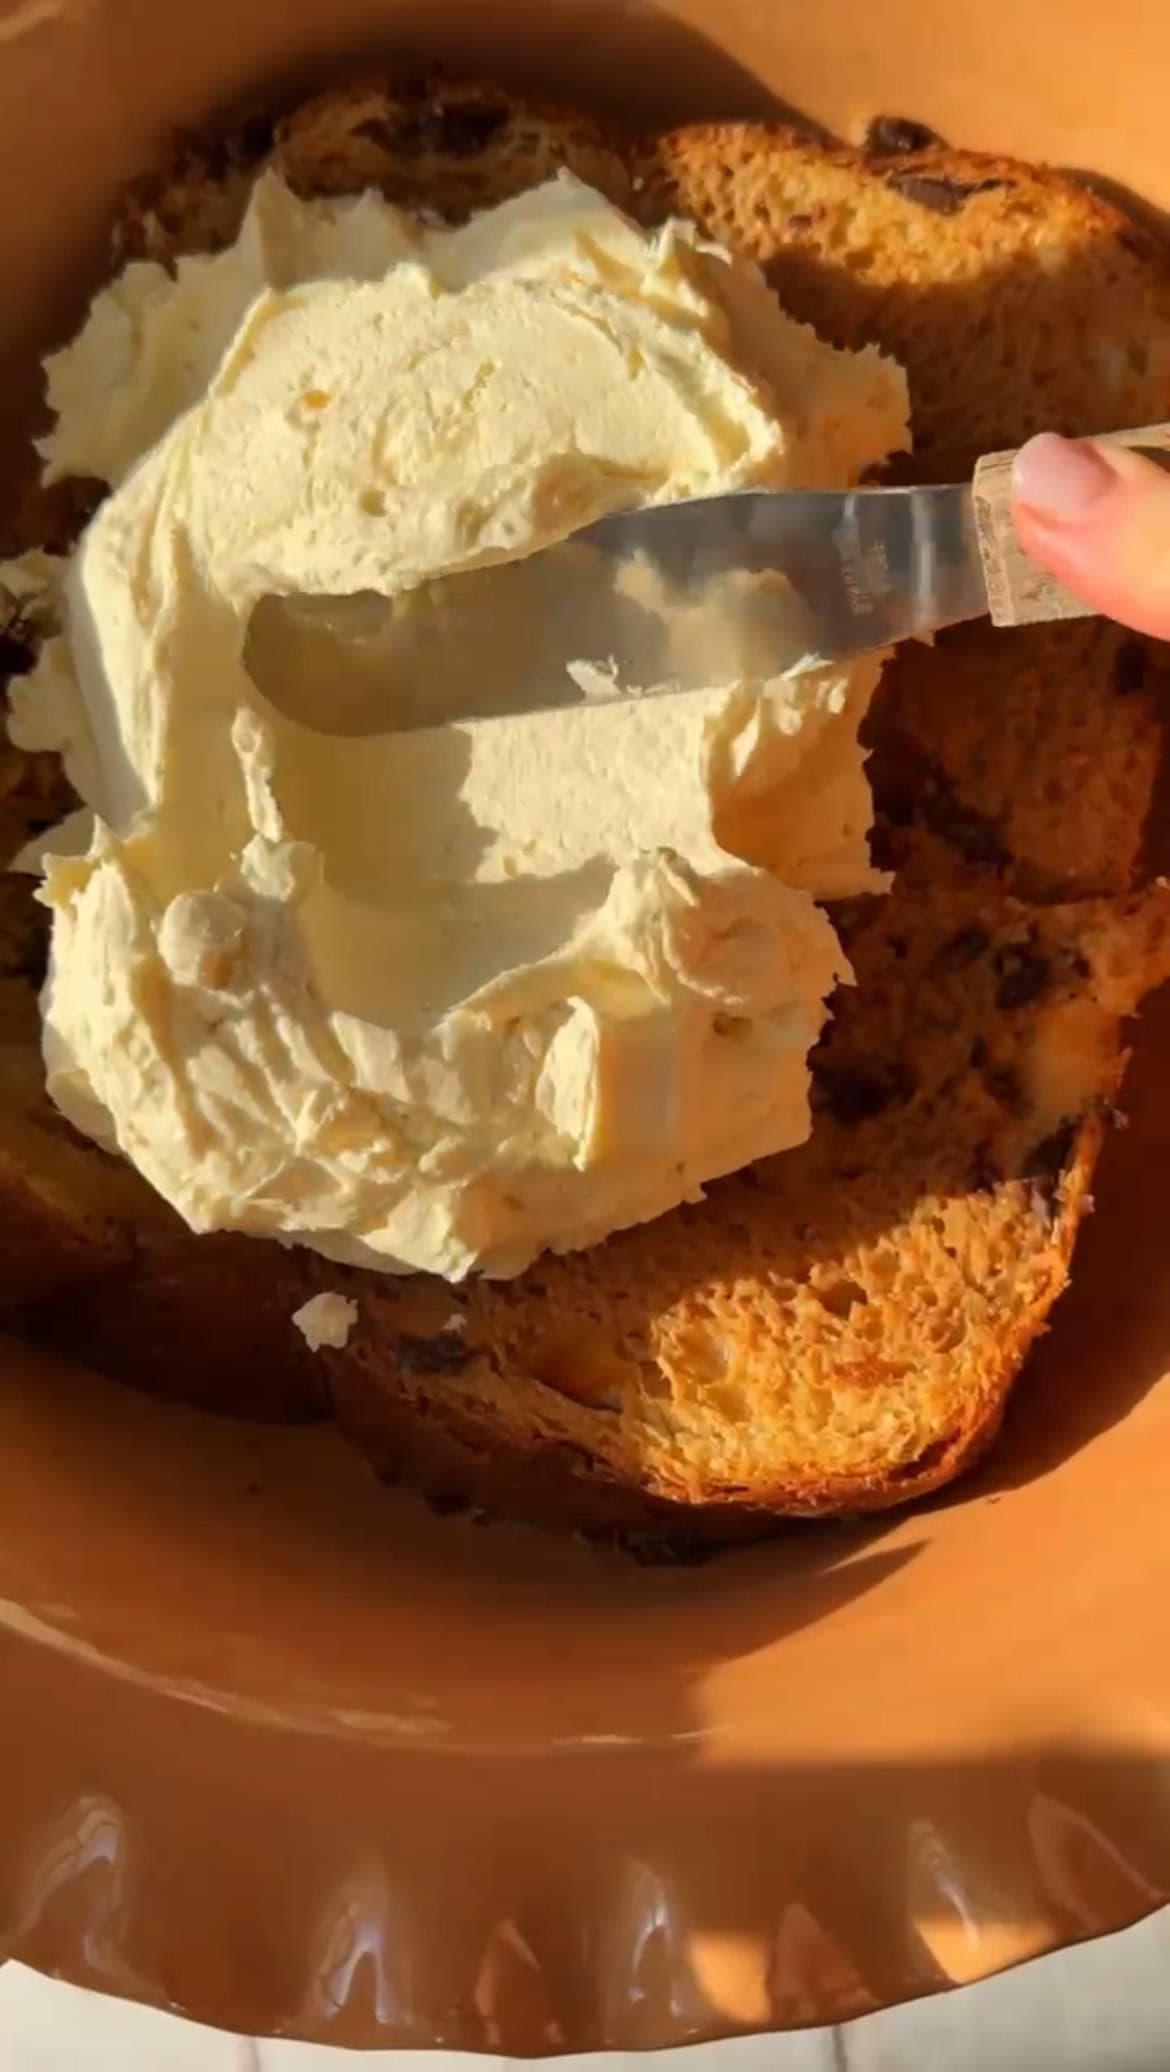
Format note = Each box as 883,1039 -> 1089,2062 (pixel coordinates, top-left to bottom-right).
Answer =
9,170 -> 908,1277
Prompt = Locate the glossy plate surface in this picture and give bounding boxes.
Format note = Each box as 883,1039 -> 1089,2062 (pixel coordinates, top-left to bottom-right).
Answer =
2,0 -> 1170,2049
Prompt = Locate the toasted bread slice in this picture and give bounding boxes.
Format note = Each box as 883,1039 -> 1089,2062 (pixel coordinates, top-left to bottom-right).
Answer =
319,873 -> 1170,1541
640,121 -> 1170,901
115,70 -> 630,264
5,74 -> 1170,1542
639,122 -> 1170,472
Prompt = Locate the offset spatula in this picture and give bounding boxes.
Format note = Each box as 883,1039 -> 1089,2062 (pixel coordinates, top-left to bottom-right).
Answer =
250,424 -> 1170,737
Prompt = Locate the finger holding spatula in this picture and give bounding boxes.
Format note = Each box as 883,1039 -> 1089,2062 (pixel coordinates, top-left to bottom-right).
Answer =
1012,431 -> 1170,639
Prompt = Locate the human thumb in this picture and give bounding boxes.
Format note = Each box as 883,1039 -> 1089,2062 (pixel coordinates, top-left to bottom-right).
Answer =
1012,433 -> 1170,640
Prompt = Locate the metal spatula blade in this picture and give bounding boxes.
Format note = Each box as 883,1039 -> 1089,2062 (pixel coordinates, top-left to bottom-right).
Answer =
575,479 -> 990,665
247,425 -> 1170,738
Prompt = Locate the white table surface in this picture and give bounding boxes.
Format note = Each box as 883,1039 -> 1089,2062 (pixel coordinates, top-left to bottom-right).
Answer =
3,1909 -> 1169,2071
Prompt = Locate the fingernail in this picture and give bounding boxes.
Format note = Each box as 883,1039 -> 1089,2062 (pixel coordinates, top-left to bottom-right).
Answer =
1012,433 -> 1117,523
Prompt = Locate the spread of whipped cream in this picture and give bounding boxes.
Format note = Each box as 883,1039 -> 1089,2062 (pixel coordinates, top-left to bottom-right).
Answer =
292,1291 -> 359,1353
7,170 -> 908,1278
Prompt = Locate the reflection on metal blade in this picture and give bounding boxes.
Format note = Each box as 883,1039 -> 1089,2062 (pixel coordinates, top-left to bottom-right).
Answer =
245,483 -> 986,738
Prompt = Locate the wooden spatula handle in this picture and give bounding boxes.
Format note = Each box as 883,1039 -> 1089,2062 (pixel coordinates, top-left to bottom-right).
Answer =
972,423 -> 1170,629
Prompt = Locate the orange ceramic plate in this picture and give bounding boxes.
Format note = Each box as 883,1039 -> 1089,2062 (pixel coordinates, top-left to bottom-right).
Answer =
1,0 -> 1169,2050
